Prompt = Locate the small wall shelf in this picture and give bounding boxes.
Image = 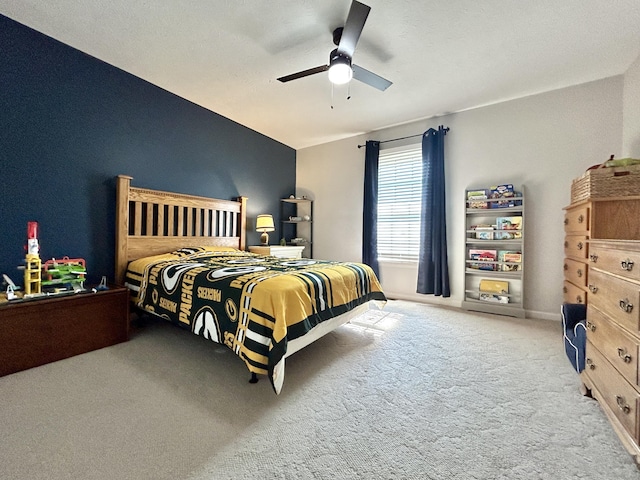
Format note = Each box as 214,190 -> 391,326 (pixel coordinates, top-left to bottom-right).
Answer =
280,197 -> 313,258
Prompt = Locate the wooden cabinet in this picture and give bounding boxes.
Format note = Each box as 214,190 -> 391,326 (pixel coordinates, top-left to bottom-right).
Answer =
280,197 -> 313,258
462,186 -> 525,318
248,245 -> 305,259
0,286 -> 129,376
583,240 -> 640,459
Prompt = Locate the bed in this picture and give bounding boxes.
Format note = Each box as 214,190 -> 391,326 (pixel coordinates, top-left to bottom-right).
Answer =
115,175 -> 386,393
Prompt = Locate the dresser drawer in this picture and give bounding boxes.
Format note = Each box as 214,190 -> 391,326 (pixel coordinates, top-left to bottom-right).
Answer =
587,305 -> 639,387
586,341 -> 640,441
564,205 -> 590,233
563,280 -> 587,304
589,244 -> 640,283
564,235 -> 588,260
564,258 -> 588,287
588,269 -> 640,333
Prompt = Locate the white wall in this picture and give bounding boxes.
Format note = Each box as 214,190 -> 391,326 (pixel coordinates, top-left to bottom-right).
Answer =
623,53 -> 640,158
297,76 -> 624,320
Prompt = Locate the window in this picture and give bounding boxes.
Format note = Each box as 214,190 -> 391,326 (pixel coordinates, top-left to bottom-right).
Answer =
377,145 -> 423,261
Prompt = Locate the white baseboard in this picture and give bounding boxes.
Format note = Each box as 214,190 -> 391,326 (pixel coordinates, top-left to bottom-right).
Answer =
384,290 -> 561,322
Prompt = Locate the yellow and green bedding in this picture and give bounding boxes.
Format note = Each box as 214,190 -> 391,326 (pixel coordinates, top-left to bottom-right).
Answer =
125,247 -> 386,393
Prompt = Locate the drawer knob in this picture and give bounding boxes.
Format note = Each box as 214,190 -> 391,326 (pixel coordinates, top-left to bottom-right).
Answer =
577,269 -> 583,277
563,286 -> 568,293
617,348 -> 633,364
564,218 -> 569,225
586,358 -> 596,370
576,294 -> 583,304
621,259 -> 635,271
588,284 -> 598,294
586,321 -> 596,332
577,242 -> 584,250
589,254 -> 598,262
578,214 -> 584,223
564,241 -> 569,249
619,298 -> 634,313
616,395 -> 631,415
564,263 -> 568,271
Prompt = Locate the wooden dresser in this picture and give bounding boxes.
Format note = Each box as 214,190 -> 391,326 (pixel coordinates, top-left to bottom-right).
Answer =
583,240 -> 640,459
563,195 -> 640,462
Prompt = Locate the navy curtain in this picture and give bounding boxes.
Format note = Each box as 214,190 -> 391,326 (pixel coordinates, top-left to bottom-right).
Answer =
417,126 -> 450,296
362,140 -> 380,278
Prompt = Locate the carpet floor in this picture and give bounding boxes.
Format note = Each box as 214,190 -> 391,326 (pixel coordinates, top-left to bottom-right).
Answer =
0,300 -> 638,479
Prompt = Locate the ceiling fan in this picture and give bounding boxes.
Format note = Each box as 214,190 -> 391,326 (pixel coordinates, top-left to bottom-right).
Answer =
277,0 -> 392,91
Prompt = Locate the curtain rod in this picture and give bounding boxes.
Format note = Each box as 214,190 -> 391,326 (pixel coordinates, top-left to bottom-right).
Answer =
357,126 -> 449,149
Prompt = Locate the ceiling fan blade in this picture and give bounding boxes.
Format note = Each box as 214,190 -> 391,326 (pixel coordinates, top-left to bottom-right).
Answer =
352,64 -> 392,91
277,65 -> 329,83
337,0 -> 370,58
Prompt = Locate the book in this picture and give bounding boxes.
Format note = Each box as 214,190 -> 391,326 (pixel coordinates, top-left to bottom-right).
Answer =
468,189 -> 489,198
467,189 -> 489,209
493,231 -> 522,240
479,293 -> 509,303
492,198 -> 521,209
496,216 -> 522,230
475,230 -> 493,240
469,199 -> 488,209
490,184 -> 514,197
489,184 -> 522,208
474,225 -> 494,240
469,249 -> 497,261
479,279 -> 509,294
468,249 -> 497,271
498,251 -> 522,271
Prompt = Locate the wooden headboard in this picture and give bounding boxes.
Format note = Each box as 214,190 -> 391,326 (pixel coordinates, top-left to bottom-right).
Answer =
115,175 -> 247,285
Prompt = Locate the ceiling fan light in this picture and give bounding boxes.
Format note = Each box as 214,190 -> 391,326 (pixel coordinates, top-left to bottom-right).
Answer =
328,61 -> 353,85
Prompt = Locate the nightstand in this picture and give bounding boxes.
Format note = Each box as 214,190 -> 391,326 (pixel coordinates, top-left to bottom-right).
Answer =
249,245 -> 306,259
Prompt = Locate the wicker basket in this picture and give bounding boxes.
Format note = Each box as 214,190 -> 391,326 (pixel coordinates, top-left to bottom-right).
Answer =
571,163 -> 640,203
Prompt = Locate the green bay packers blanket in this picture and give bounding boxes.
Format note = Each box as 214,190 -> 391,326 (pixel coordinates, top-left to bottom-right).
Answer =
125,247 -> 386,393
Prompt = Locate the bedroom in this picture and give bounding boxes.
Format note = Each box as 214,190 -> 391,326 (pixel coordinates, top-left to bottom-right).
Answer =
1,3 -> 639,320
1,1 -> 640,478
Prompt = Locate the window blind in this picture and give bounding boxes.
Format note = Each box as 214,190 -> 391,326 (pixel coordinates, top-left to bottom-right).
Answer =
377,145 -> 423,261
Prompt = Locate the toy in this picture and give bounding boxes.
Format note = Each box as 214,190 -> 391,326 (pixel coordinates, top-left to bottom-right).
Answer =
3,274 -> 19,300
94,276 -> 109,291
24,222 -> 42,295
24,254 -> 42,295
41,257 -> 87,292
26,221 -> 39,255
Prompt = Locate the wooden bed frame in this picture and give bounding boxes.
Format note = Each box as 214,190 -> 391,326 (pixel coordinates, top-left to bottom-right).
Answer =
114,175 -> 382,392
115,175 -> 247,285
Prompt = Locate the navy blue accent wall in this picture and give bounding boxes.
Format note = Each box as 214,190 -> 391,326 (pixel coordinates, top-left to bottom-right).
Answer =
0,15 -> 296,285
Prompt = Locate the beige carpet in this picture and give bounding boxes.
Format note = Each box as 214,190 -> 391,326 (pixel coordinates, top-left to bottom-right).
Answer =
0,300 -> 637,479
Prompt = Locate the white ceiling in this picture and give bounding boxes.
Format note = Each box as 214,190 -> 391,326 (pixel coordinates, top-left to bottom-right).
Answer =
2,1 -> 640,150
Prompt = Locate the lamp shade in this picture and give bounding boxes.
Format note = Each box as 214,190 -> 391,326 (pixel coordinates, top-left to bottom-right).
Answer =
256,214 -> 275,232
256,214 -> 275,246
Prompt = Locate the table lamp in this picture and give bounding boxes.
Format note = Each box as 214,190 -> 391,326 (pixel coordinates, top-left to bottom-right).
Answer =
256,214 -> 275,245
